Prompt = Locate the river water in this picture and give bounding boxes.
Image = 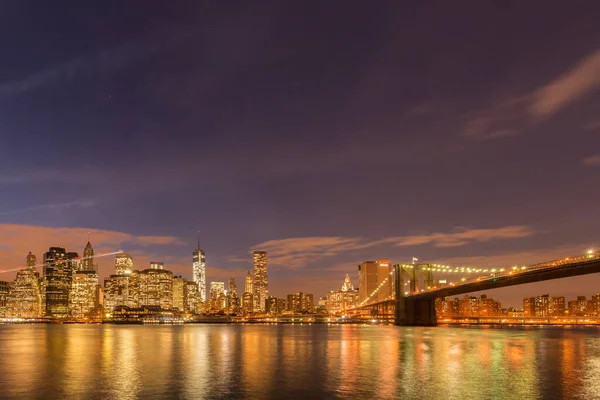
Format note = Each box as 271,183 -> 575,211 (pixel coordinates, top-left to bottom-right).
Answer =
0,324 -> 599,399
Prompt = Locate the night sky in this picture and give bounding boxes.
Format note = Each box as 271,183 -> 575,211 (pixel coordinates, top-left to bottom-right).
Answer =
1,2 -> 600,307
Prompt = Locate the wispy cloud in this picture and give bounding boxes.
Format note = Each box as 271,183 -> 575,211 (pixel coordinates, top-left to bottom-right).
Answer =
583,154 -> 600,166
385,225 -> 535,248
464,47 -> 600,140
0,200 -> 95,216
583,120 -> 600,131
529,49 -> 600,120
245,225 -> 537,269
0,27 -> 194,101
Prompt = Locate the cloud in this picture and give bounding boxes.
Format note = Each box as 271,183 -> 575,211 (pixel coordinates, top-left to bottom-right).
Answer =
0,200 -> 95,216
530,49 -> 600,119
245,225 -> 536,269
0,27 -> 194,101
0,224 -> 184,279
385,225 -> 535,248
464,47 -> 600,139
583,154 -> 600,166
251,236 -> 375,269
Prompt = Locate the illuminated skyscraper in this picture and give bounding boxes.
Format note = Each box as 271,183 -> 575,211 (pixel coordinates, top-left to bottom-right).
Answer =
43,247 -> 78,318
138,268 -> 173,309
358,259 -> 392,304
104,273 -> 139,312
326,274 -> 359,314
0,281 -> 8,318
227,278 -> 239,314
115,252 -> 134,274
241,292 -> 253,315
209,281 -> 226,312
173,276 -> 187,311
193,236 -> 206,302
244,270 -> 253,294
185,281 -> 200,313
70,270 -> 98,318
6,252 -> 42,318
252,251 -> 268,313
81,240 -> 95,271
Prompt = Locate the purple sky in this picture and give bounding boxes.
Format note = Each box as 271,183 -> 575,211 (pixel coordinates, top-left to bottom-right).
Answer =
1,2 -> 600,308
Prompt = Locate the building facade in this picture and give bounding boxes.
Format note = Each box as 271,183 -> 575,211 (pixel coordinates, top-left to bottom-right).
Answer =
252,251 -> 268,313
358,259 -> 392,304
70,271 -> 99,318
6,252 -> 42,318
326,274 -> 359,314
193,246 -> 206,302
138,268 -> 173,309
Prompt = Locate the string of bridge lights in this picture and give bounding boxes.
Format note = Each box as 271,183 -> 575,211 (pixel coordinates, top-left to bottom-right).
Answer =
399,264 -> 529,274
357,270 -> 395,307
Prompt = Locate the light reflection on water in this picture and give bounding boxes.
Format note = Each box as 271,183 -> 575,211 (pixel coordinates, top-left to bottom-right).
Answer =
0,325 -> 599,399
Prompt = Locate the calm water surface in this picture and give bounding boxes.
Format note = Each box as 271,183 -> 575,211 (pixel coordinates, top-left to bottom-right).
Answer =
0,324 -> 599,399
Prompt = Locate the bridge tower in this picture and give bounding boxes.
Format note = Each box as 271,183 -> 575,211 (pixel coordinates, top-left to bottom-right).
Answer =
394,264 -> 437,326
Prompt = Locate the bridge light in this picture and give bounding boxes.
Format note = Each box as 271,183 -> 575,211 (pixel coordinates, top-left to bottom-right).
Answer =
587,249 -> 594,255
512,266 -> 517,270
491,269 -> 496,272
461,278 -> 466,282
500,268 -> 505,272
521,267 -> 526,270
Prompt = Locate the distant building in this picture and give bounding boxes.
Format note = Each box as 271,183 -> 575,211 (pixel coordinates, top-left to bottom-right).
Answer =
358,259 -> 392,304
227,278 -> 239,314
241,292 -> 254,315
568,296 -> 590,316
81,241 -> 95,271
70,270 -> 99,318
266,296 -> 285,315
208,282 -> 226,312
6,252 -> 42,318
593,294 -> 600,316
287,292 -> 314,313
173,277 -> 187,311
436,297 -> 460,317
104,273 -> 139,312
253,251 -> 268,313
524,294 -> 565,317
43,247 -> 79,318
193,240 -> 206,302
0,281 -> 8,318
185,281 -> 200,313
457,294 -> 501,317
326,274 -> 359,314
138,268 -> 173,309
149,261 -> 164,270
114,252 -> 134,275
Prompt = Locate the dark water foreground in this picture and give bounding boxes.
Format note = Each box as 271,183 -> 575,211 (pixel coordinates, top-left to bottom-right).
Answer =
0,324 -> 599,399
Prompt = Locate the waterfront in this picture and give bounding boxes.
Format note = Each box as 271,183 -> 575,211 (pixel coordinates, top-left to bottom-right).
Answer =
0,325 -> 599,399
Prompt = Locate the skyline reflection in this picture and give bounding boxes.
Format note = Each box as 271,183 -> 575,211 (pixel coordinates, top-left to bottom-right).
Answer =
0,325 -> 599,399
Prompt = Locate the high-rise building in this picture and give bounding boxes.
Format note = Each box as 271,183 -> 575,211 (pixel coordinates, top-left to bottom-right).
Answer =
358,259 -> 392,304
193,237 -> 206,302
227,278 -> 239,314
326,274 -> 359,314
173,276 -> 187,311
266,296 -> 286,315
115,252 -> 134,275
241,292 -> 253,315
210,282 -> 225,299
43,247 -> 78,318
104,273 -> 139,312
185,281 -> 199,313
252,251 -> 268,313
208,282 -> 226,312
138,268 -> 173,309
245,270 -> 253,294
150,261 -> 164,270
0,281 -> 8,318
70,270 -> 99,318
6,252 -> 42,318
81,241 -> 95,271
286,292 -> 314,313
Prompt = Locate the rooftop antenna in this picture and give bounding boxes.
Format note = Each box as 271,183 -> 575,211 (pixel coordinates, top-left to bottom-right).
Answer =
197,230 -> 201,250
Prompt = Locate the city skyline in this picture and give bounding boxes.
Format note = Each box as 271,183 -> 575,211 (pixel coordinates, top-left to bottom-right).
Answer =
1,3 -> 600,307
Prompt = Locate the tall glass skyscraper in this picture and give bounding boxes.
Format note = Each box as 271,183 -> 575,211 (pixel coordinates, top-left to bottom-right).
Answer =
252,251 -> 268,313
193,236 -> 206,302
